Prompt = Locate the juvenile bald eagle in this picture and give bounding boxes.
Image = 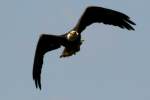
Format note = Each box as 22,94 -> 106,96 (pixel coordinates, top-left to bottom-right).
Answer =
33,6 -> 136,90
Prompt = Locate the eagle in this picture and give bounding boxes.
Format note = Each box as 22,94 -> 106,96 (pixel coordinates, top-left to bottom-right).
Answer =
33,6 -> 136,90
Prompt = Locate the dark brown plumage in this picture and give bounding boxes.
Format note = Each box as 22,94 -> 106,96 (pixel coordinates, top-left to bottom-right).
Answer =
33,6 -> 136,90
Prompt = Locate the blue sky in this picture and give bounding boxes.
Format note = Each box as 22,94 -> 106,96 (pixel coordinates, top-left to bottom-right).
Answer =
0,0 -> 150,100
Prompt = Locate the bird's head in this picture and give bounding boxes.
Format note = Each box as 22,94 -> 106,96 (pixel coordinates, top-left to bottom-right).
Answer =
67,30 -> 79,41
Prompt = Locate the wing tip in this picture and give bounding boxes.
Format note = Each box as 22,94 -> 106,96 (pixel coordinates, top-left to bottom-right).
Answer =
33,78 -> 42,90
125,18 -> 136,31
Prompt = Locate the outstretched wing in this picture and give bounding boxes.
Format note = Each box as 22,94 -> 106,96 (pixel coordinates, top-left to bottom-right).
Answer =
73,6 -> 136,33
33,34 -> 66,90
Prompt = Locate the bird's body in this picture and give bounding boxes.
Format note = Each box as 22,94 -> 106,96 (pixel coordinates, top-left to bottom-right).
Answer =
33,6 -> 136,90
60,30 -> 82,58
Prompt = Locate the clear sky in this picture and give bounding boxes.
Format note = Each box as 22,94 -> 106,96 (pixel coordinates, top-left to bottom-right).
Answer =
0,0 -> 150,100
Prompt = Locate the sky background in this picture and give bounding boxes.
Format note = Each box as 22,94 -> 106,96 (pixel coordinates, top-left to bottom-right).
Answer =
0,0 -> 150,100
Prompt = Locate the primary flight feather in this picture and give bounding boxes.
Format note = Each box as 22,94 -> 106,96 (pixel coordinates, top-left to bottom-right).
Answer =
33,6 -> 136,90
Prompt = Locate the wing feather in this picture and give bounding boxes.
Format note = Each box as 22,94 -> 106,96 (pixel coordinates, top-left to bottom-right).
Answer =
33,34 -> 65,90
74,6 -> 136,33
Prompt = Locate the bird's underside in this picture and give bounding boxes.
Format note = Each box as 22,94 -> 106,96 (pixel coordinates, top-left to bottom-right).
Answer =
33,6 -> 136,90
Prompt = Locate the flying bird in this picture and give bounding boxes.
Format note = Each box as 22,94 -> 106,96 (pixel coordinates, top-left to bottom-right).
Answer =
33,6 -> 136,90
